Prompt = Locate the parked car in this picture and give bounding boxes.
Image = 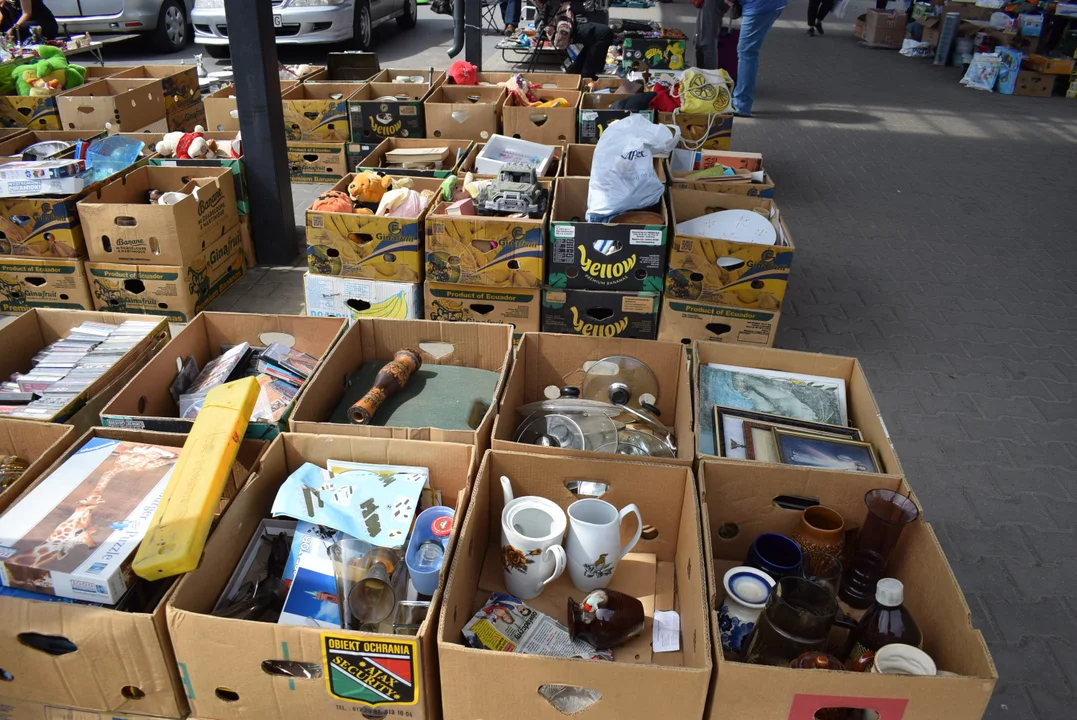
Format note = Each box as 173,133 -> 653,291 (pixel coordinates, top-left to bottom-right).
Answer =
52,0 -> 193,52
191,0 -> 417,59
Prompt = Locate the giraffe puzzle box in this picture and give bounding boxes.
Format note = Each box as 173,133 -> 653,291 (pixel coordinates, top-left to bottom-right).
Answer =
0,437 -> 180,604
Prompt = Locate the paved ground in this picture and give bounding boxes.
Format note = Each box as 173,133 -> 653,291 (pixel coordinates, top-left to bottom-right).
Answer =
16,4 -> 1077,717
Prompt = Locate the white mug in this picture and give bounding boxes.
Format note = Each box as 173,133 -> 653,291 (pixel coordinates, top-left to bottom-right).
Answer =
564,498 -> 643,592
501,495 -> 567,600
870,644 -> 937,676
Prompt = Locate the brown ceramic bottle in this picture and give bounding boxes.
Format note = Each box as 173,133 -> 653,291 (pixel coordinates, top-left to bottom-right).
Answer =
567,588 -> 645,650
845,578 -> 923,667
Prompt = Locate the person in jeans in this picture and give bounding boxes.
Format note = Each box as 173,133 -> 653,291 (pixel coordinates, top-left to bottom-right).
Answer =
730,0 -> 786,117
806,0 -> 832,35
501,0 -> 520,34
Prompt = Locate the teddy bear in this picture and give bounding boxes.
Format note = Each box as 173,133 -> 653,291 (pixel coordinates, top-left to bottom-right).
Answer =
310,190 -> 353,214
348,171 -> 393,207
155,127 -> 214,160
12,46 -> 86,97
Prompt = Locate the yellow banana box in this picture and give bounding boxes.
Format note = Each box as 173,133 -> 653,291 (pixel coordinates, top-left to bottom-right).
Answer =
424,281 -> 540,342
0,95 -> 61,130
658,296 -> 778,347
0,255 -> 94,314
304,272 -> 422,321
666,188 -> 794,310
0,189 -> 89,258
281,83 -> 360,142
541,288 -> 659,340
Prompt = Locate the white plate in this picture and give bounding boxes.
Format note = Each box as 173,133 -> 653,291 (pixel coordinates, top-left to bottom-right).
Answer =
675,208 -> 776,245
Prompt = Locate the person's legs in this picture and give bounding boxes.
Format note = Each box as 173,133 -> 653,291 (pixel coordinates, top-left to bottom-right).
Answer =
807,0 -> 821,27
570,21 -> 614,78
732,8 -> 781,116
875,0 -> 888,8
696,0 -> 720,69
500,0 -> 520,29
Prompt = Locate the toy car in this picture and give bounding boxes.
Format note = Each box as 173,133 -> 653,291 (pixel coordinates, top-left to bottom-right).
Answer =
476,164 -> 548,219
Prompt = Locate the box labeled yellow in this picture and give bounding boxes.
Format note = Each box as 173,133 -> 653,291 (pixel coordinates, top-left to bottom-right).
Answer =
666,188 -> 794,309
0,256 -> 94,314
658,295 -> 778,346
424,282 -> 541,339
85,224 -> 245,322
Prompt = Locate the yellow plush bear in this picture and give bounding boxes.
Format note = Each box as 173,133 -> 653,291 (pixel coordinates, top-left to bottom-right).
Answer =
348,171 -> 392,207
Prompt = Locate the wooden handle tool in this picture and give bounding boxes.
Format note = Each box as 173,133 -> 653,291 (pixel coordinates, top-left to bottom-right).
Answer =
348,348 -> 422,424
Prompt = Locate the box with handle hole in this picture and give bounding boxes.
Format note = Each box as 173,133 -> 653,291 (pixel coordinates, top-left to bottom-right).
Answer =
438,448 -> 711,720
56,78 -> 167,134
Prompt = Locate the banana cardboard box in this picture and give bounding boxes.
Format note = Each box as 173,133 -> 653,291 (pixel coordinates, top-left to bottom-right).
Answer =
305,176 -> 456,282
658,295 -> 778,347
304,272 -> 422,322
0,256 -> 94,314
425,184 -> 550,288
666,188 -> 794,310
282,83 -> 360,142
0,187 -> 91,258
658,111 -> 733,151
577,93 -> 655,144
0,95 -> 61,130
621,38 -> 687,70
668,149 -> 776,198
548,177 -> 666,293
424,281 -> 540,341
166,100 -> 207,133
541,288 -> 659,339
348,82 -> 431,142
287,142 -> 347,183
85,223 -> 245,322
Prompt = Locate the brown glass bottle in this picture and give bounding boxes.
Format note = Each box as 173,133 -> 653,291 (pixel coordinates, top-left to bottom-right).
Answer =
845,578 -> 922,665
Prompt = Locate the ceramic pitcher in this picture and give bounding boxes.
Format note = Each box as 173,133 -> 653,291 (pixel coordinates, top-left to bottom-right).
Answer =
564,497 -> 642,592
500,476 -> 567,600
719,566 -> 775,656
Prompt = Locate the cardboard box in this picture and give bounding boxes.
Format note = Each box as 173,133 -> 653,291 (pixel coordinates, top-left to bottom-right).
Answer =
303,272 -> 423,321
79,165 -> 239,265
667,189 -> 793,309
425,191 -> 548,287
165,100 -> 207,133
700,461 -> 996,720
424,281 -> 541,341
0,94 -> 61,131
921,24 -> 941,46
476,71 -> 582,89
287,141 -> 347,183
325,51 -> 383,82
942,1 -> 993,20
203,84 -> 241,133
84,224 -> 246,322
438,450 -> 711,720
560,142 -> 664,180
358,137 -> 472,179
503,90 -> 581,145
659,296 -> 779,347
541,288 -> 660,340
149,153 -> 248,216
119,65 -> 201,113
282,83 -> 360,142
0,698 -> 154,720
0,426 -> 265,718
289,318 -> 513,446
492,332 -> 694,464
99,312 -> 346,438
0,419 -> 77,513
864,10 -> 908,48
659,111 -> 734,151
548,177 -> 667,292
56,79 -> 167,133
668,149 -> 775,198
0,183 -> 95,257
425,85 -> 506,142
347,82 -> 431,142
167,433 -> 474,720
0,129 -> 103,160
855,17 -> 866,39
1025,53 -> 1075,74
692,340 -> 903,474
621,37 -> 688,70
369,68 -> 447,87
0,309 -> 169,431
577,93 -> 655,144
1014,69 -> 1054,96
0,256 -> 94,314
238,214 -> 254,267
344,140 -> 379,173
458,139 -> 562,179
306,175 -> 456,282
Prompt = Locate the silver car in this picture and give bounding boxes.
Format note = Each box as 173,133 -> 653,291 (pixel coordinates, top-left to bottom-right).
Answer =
53,0 -> 193,52
192,0 -> 417,58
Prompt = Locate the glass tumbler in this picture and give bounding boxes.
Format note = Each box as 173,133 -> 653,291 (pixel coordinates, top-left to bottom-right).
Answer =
839,489 -> 919,609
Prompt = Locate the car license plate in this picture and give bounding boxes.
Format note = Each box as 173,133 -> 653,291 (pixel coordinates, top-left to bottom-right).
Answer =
273,14 -> 283,27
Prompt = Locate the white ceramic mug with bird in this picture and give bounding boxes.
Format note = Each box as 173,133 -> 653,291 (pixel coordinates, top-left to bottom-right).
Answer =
564,498 -> 643,592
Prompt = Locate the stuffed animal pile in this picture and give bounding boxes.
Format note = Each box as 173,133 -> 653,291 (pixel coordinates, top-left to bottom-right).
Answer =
11,46 -> 86,97
309,171 -> 450,218
154,126 -> 242,160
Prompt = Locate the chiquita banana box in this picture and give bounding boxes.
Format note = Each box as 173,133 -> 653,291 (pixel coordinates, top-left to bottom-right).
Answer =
426,211 -> 545,288
666,188 -> 794,310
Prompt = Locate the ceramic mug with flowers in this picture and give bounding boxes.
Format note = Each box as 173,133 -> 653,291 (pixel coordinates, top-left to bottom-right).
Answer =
501,493 -> 567,600
719,566 -> 775,656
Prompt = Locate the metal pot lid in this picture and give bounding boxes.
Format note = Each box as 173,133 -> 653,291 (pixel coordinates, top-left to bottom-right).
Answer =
581,356 -> 659,409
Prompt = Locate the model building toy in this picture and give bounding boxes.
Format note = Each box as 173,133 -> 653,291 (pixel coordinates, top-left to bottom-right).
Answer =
476,164 -> 548,219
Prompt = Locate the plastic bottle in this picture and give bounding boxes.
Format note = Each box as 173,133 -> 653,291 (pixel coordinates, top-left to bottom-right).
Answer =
846,578 -> 923,664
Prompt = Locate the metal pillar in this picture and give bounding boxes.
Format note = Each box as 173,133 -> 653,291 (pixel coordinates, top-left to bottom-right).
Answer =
224,0 -> 297,266
465,0 -> 483,69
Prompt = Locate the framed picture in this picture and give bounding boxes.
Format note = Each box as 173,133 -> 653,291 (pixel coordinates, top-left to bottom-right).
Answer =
713,405 -> 862,462
702,363 -> 849,427
773,429 -> 881,474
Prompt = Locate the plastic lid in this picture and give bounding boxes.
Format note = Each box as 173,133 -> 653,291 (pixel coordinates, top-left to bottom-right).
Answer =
876,578 -> 904,606
431,515 -> 453,538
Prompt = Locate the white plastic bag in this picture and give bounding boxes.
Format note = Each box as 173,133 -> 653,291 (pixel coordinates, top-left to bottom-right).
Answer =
832,0 -> 850,18
900,38 -> 935,57
586,115 -> 680,222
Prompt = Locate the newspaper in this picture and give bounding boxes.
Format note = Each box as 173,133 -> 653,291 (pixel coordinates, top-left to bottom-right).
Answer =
462,592 -> 612,661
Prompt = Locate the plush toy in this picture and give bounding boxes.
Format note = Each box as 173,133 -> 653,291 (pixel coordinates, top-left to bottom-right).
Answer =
12,46 -> 86,97
348,171 -> 393,206
310,190 -> 353,214
448,60 -> 478,86
154,127 -> 210,159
